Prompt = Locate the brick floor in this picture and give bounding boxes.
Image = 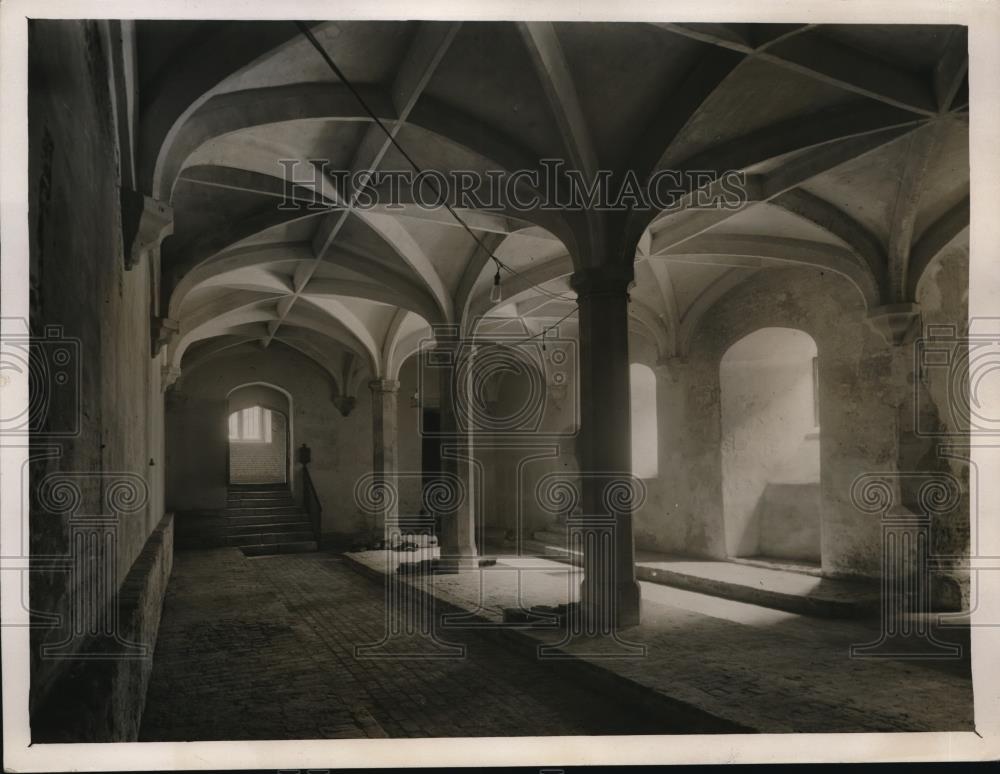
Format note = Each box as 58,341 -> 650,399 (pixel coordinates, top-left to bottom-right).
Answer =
140,547 -> 973,740
346,549 -> 974,734
139,549 -> 684,740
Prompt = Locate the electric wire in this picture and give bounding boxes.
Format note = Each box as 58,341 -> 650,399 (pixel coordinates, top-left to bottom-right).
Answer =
293,20 -> 579,320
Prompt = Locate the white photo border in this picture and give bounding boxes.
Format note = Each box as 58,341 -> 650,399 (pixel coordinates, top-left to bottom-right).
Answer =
2,0 -> 999,769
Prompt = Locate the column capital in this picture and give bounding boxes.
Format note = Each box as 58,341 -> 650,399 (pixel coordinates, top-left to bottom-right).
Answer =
570,266 -> 635,297
431,323 -> 462,347
866,303 -> 922,346
160,364 -> 182,391
368,378 -> 401,395
655,354 -> 688,380
151,316 -> 180,358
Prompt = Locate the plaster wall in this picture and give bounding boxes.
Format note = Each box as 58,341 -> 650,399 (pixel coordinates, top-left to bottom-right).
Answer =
396,355 -> 437,517
397,343 -> 581,547
475,340 -> 581,545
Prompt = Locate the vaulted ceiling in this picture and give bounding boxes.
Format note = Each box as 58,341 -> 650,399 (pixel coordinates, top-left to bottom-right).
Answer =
138,21 -> 970,397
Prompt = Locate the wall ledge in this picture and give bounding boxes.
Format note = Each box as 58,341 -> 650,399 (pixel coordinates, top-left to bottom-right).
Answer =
31,513 -> 175,742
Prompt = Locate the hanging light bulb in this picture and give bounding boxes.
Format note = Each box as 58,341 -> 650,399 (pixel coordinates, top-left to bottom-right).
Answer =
490,267 -> 503,303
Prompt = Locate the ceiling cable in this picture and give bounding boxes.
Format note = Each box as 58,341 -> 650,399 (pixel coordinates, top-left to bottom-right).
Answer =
294,21 -> 576,310
474,305 -> 579,350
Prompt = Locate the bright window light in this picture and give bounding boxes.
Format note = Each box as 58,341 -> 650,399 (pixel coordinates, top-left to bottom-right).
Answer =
630,363 -> 658,479
228,406 -> 272,442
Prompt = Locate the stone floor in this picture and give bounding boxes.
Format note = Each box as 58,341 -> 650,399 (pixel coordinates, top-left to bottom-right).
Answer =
139,549 -> 684,740
140,547 -> 974,740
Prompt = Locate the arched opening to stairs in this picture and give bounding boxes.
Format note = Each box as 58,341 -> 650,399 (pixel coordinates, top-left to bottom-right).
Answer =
228,406 -> 287,484
720,328 -> 821,566
226,383 -> 293,486
221,383 -> 314,556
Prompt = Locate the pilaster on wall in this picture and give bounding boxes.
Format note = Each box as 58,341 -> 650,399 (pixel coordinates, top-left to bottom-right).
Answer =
882,322 -> 971,611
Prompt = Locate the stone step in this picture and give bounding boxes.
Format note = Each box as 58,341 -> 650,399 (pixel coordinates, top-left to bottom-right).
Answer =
728,555 -> 823,577
227,493 -> 292,500
224,512 -> 310,527
226,489 -> 292,500
228,482 -> 288,490
227,530 -> 316,547
227,502 -> 297,511
227,500 -> 296,507
225,505 -> 303,517
240,540 -> 319,557
226,520 -> 312,536
226,489 -> 292,502
632,562 -> 877,619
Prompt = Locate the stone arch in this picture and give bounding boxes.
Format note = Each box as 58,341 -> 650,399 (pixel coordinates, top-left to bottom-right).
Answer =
226,382 -> 294,487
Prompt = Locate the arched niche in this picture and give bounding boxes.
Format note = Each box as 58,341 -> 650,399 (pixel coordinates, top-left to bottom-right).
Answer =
719,327 -> 821,565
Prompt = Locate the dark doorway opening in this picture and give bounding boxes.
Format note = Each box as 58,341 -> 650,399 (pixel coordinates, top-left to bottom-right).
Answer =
421,408 -> 442,534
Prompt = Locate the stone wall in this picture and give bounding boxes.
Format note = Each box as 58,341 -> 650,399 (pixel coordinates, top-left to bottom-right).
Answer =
663,261 -> 968,593
28,20 -> 171,737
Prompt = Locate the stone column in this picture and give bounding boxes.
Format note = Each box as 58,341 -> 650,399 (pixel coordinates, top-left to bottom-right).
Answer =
435,327 -> 478,570
570,268 -> 641,627
369,379 -> 400,536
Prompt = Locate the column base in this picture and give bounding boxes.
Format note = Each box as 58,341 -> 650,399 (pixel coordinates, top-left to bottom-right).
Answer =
581,578 -> 642,629
434,553 -> 480,574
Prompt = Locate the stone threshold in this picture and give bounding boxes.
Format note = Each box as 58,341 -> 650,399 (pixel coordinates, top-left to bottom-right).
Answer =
524,535 -> 882,618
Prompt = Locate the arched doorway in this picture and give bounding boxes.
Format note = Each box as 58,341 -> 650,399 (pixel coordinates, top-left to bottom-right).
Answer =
226,383 -> 293,486
720,328 -> 821,565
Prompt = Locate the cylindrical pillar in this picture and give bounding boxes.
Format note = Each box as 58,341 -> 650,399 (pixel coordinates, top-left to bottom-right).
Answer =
435,328 -> 478,570
369,378 -> 400,536
570,268 -> 641,627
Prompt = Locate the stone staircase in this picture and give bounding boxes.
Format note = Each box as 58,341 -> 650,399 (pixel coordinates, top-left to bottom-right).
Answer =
225,483 -> 318,556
